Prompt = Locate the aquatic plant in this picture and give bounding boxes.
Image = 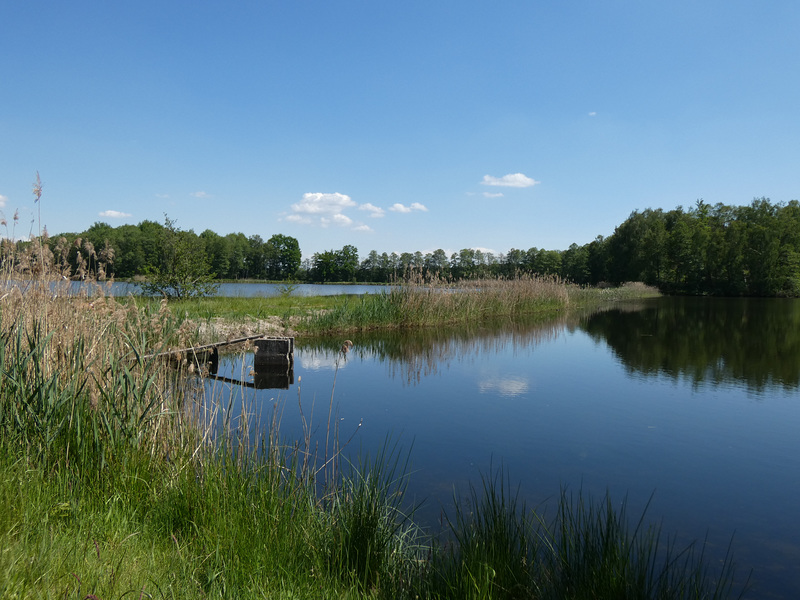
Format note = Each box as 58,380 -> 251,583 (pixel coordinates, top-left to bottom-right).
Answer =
0,179 -> 742,598
422,473 -> 748,600
301,271 -> 659,333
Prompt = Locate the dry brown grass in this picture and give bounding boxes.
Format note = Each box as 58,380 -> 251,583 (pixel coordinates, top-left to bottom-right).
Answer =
0,183 -> 200,459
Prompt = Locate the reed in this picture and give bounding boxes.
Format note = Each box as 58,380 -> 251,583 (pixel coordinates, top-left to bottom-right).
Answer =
534,488 -> 748,600
428,468 -> 539,599
302,272 -> 659,333
0,182 -> 740,598
421,473 -> 748,600
322,438 -> 420,591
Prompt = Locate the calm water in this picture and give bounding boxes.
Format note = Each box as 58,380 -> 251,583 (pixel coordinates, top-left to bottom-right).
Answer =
55,281 -> 392,297
207,297 -> 800,599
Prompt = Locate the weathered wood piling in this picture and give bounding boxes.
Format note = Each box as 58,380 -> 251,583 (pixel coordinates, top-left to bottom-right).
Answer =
253,337 -> 295,367
144,335 -> 295,390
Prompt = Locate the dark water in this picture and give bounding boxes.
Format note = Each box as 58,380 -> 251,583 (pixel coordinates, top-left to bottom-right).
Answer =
207,297 -> 800,599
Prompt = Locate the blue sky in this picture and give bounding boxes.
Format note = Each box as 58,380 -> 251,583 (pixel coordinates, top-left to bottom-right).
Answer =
2,1 -> 799,260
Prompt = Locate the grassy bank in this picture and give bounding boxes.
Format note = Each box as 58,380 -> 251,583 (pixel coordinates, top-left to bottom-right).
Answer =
0,273 -> 748,599
0,224 -> 744,599
162,275 -> 660,339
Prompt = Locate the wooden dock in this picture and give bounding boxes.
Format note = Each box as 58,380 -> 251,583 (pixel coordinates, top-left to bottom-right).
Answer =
142,334 -> 267,361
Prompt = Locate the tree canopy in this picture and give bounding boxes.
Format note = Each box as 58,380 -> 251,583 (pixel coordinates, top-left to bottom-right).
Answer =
44,197 -> 800,297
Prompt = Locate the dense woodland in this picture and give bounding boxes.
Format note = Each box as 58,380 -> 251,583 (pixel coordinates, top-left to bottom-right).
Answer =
28,197 -> 800,297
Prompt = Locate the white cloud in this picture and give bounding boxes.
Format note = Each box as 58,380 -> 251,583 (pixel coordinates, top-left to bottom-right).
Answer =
292,192 -> 356,214
478,376 -> 530,397
99,210 -> 132,218
389,202 -> 428,213
191,191 -> 212,198
481,173 -> 540,188
0,194 -> 7,208
288,192 -> 377,233
299,353 -> 349,371
359,203 -> 385,218
589,111 -> 597,116
155,193 -> 170,199
331,213 -> 353,226
483,192 -> 504,198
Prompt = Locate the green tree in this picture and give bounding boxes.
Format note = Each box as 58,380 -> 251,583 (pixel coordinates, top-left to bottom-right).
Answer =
311,250 -> 338,283
200,229 -> 231,279
586,236 -> 609,285
225,232 -> 250,279
359,250 -> 383,282
247,234 -> 266,279
336,245 -> 359,282
561,243 -> 590,284
265,234 -> 301,280
140,216 -> 219,299
424,249 -> 449,277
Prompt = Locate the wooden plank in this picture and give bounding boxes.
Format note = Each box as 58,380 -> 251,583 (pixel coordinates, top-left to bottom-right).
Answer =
142,334 -> 266,360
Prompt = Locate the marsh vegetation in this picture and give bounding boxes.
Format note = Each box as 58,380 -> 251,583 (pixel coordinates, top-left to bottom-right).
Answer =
0,231 -> 750,598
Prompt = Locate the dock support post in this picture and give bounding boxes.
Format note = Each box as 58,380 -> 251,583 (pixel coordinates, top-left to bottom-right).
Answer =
253,337 -> 294,367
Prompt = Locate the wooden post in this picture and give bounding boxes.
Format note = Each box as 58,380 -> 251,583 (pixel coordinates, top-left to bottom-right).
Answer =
253,337 -> 294,367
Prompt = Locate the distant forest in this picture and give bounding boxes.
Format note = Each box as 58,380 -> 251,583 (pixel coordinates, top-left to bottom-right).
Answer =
34,197 -> 800,297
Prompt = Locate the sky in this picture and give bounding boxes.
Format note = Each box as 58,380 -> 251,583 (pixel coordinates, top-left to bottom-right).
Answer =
2,1 -> 799,261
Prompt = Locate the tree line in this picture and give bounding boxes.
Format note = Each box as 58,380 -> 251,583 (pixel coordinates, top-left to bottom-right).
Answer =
29,197 -> 800,296
38,219 -> 303,281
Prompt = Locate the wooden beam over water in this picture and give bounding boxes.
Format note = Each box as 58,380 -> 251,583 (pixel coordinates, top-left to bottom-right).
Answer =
142,334 -> 267,360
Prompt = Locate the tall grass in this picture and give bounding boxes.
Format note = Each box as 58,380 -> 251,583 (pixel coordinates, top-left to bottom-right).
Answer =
0,285 -> 748,598
302,272 -> 659,333
422,472 -> 748,600
429,468 -> 539,599
0,181 -> 742,598
322,439 -> 419,591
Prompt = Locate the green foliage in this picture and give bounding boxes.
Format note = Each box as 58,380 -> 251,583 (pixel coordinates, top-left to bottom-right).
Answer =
139,215 -> 220,299
422,474 -> 747,600
310,245 -> 360,282
0,320 -> 748,599
48,194 -> 800,296
324,440 -> 417,591
430,469 -> 538,600
605,198 -> 800,296
266,233 -> 302,279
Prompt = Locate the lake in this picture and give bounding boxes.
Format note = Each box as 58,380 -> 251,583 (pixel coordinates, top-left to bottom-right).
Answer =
56,280 -> 393,297
206,297 -> 799,599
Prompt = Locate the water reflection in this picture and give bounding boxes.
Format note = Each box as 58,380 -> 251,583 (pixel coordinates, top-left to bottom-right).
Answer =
581,297 -> 800,394
42,280 -> 392,297
209,364 -> 295,390
297,312 -> 578,385
208,297 -> 800,598
294,297 -> 800,396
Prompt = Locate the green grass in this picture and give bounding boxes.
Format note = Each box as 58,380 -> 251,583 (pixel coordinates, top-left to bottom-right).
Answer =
125,278 -> 660,338
0,436 -> 748,599
1,275 -> 745,599
300,278 -> 660,334
144,293 -> 340,321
